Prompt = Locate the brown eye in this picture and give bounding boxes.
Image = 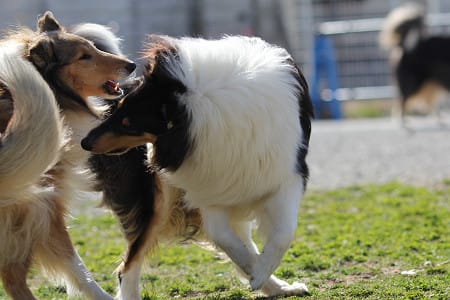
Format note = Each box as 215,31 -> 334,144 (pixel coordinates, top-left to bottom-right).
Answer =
79,53 -> 92,60
122,117 -> 130,127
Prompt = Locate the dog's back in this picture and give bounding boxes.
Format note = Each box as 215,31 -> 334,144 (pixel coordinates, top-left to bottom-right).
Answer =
379,3 -> 425,52
380,4 -> 450,119
159,36 -> 311,207
397,36 -> 450,102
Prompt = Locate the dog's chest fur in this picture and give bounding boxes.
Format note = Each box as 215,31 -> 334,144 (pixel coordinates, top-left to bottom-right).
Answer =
63,110 -> 99,167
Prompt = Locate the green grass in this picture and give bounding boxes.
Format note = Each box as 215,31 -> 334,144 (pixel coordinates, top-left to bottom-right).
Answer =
1,181 -> 449,299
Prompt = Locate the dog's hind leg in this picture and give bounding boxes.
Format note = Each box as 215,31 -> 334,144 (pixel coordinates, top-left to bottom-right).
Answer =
201,208 -> 256,277
250,178 -> 304,291
115,234 -> 156,300
114,174 -> 169,300
1,259 -> 36,300
232,221 -> 309,296
88,150 -> 158,300
34,203 -> 113,300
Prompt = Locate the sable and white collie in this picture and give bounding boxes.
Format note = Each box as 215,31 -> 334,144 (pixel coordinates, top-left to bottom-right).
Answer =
82,35 -> 314,299
0,12 -> 136,300
0,44 -> 67,300
380,3 -> 450,122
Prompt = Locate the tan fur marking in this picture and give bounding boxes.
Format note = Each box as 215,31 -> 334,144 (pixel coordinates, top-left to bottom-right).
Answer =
49,33 -> 133,100
91,132 -> 156,154
34,193 -> 76,277
1,259 -> 36,300
406,81 -> 446,114
120,174 -> 202,273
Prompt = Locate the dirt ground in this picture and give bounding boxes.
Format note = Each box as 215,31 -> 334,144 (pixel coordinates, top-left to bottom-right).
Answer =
307,115 -> 450,190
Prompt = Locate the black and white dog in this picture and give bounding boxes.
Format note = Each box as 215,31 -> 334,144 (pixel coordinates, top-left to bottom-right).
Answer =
82,35 -> 313,299
380,3 -> 450,122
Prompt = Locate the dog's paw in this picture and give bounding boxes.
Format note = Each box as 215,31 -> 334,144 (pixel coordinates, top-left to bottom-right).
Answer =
261,279 -> 309,297
249,264 -> 272,291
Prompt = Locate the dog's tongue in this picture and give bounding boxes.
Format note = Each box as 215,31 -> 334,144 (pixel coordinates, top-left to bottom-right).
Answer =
104,80 -> 122,95
107,80 -> 119,91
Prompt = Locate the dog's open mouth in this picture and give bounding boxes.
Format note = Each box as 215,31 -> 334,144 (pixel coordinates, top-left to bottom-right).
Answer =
105,147 -> 130,155
103,80 -> 123,96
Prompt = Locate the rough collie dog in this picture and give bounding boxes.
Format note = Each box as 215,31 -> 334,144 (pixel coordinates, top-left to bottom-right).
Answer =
380,3 -> 450,123
70,24 -> 160,277
82,35 -> 314,299
0,12 -> 136,299
0,48 -> 70,299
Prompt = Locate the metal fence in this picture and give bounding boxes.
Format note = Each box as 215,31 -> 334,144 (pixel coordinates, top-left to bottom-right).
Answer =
1,0 -> 450,104
287,0 -> 450,102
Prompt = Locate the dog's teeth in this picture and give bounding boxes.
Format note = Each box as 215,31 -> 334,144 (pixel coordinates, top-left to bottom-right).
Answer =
104,80 -> 122,95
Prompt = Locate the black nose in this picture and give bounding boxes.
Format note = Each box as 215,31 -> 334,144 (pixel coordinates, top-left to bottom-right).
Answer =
81,137 -> 92,151
125,62 -> 136,73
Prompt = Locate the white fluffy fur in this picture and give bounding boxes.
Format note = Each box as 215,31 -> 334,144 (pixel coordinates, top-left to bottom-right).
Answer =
162,36 -> 308,296
116,36 -> 310,300
165,36 -> 303,209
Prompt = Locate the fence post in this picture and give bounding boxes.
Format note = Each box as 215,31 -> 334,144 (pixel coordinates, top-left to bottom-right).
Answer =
310,34 -> 342,119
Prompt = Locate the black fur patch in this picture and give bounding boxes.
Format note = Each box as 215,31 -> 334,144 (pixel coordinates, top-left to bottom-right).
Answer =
105,52 -> 192,171
397,36 -> 450,103
290,61 -> 314,188
88,146 -> 156,254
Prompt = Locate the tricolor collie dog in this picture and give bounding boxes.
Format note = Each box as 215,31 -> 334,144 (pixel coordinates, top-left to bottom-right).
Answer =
0,12 -> 136,299
82,35 -> 314,298
380,3 -> 450,123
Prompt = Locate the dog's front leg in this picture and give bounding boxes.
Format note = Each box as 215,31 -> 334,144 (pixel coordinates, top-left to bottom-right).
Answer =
201,207 -> 256,276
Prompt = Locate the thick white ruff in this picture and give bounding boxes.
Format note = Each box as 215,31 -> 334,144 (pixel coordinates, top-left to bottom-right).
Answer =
162,36 -> 304,210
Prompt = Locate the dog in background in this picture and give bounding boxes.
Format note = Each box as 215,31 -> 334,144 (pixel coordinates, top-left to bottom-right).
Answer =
380,3 -> 450,124
0,12 -> 136,299
82,34 -> 314,299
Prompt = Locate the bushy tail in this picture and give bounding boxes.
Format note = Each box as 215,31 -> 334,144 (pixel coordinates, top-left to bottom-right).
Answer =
0,44 -> 65,198
379,3 -> 425,51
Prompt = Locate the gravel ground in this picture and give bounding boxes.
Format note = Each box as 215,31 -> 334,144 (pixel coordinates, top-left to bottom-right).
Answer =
307,116 -> 450,190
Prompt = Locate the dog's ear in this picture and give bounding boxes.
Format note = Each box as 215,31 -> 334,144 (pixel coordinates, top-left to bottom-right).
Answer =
27,37 -> 55,70
142,35 -> 186,95
143,35 -> 176,74
37,11 -> 62,33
